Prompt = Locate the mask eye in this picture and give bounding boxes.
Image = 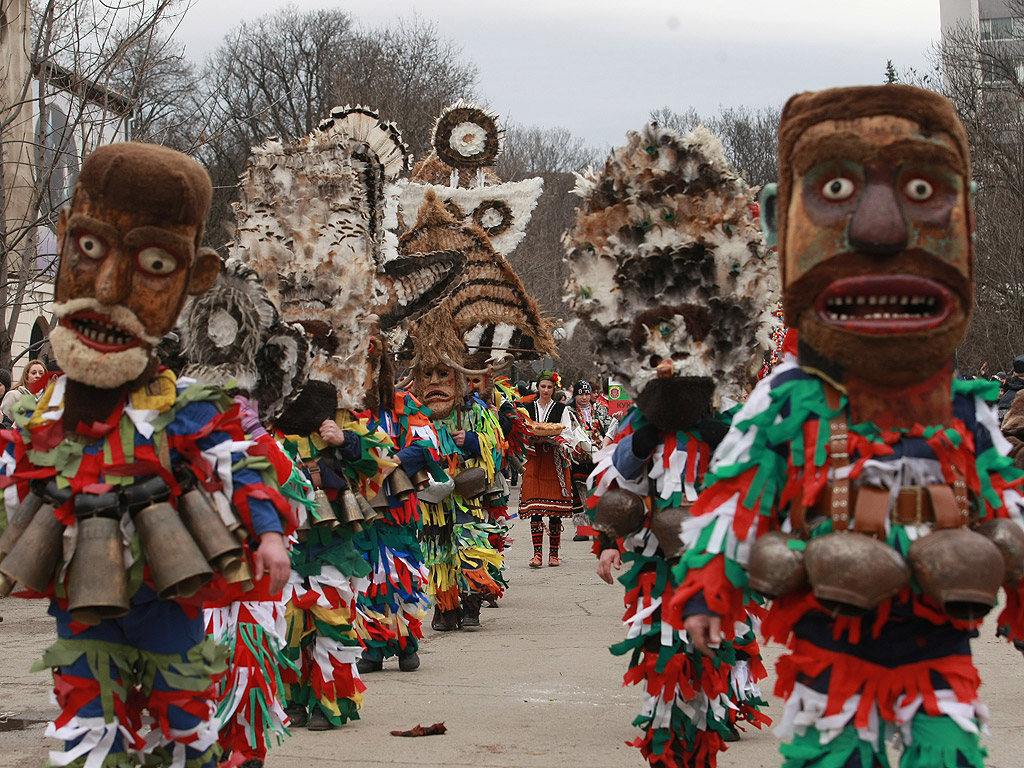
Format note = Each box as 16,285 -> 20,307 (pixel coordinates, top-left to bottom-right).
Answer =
904,178 -> 934,201
657,321 -> 674,337
137,247 -> 177,275
821,177 -> 856,201
76,233 -> 106,259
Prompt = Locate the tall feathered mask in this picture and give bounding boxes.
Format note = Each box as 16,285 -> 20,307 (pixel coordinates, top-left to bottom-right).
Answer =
229,105 -> 465,412
563,124 -> 779,426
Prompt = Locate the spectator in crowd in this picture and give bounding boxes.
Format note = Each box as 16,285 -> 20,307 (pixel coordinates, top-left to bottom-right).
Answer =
997,356 -> 1024,423
1,359 -> 46,422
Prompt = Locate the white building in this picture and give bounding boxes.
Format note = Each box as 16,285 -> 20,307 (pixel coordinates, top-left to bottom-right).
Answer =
1,0 -> 132,372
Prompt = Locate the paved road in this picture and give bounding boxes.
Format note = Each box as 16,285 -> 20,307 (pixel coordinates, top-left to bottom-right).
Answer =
2,509 -> 1024,767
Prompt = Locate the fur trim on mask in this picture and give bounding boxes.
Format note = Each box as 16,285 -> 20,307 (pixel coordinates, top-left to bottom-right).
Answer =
564,124 -> 779,407
49,325 -> 151,389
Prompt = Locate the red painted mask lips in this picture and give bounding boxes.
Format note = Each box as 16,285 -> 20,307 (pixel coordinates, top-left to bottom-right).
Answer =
63,312 -> 141,351
815,276 -> 953,335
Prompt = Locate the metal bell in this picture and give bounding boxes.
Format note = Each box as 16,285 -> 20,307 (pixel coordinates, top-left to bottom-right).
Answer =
312,487 -> 340,529
133,501 -> 213,600
907,528 -> 1005,621
339,489 -> 364,532
505,453 -> 525,474
650,506 -> 692,561
804,532 -> 911,617
355,492 -> 381,524
178,487 -> 246,577
0,501 -> 63,595
410,469 -> 430,490
454,466 -> 488,499
747,531 -> 808,598
976,518 -> 1024,585
483,482 -> 505,505
592,488 -> 646,540
67,515 -> 130,625
388,468 -> 415,499
0,491 -> 44,560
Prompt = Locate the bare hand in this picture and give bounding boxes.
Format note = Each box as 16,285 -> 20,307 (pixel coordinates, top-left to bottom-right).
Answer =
318,419 -> 345,447
684,613 -> 723,658
597,548 -> 622,584
253,531 -> 291,593
452,429 -> 467,447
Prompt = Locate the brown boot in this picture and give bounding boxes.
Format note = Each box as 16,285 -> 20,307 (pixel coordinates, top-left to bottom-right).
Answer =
431,605 -> 462,631
462,594 -> 482,628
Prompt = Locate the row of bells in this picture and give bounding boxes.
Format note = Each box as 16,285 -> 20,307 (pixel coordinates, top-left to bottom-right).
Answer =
0,475 -> 254,625
300,468 -> 426,536
592,486 -> 1024,623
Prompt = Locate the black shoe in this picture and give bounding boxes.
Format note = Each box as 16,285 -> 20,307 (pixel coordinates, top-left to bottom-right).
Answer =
284,703 -> 307,728
431,607 -> 461,631
722,722 -> 740,742
462,595 -> 482,628
356,650 -> 383,674
398,651 -> 420,671
307,709 -> 335,731
240,760 -> 264,768
572,534 -> 588,541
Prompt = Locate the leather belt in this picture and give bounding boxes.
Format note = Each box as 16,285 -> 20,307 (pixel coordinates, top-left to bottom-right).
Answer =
807,483 -> 969,530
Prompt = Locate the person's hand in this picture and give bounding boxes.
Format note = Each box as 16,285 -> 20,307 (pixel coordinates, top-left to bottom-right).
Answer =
319,419 -> 345,447
597,548 -> 622,584
684,613 -> 722,658
253,531 -> 290,593
452,429 -> 466,447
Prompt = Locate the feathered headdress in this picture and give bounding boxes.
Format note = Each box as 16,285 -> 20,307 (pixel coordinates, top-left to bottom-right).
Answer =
229,105 -> 465,411
563,124 -> 779,410
400,101 -> 553,360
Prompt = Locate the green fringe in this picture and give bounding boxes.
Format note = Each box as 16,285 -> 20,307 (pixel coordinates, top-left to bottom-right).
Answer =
290,527 -> 371,579
33,635 -> 227,722
780,725 -> 889,768
899,715 -> 986,768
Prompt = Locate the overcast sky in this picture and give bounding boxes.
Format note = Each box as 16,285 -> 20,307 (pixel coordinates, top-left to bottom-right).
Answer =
174,0 -> 942,149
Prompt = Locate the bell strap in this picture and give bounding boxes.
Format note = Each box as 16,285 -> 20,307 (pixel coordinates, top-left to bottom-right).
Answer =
305,461 -> 323,490
824,385 -> 852,532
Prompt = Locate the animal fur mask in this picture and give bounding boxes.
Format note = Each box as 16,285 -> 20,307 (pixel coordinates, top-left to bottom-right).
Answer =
564,124 -> 778,413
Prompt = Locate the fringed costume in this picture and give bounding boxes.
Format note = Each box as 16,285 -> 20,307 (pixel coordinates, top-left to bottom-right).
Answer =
352,391 -> 441,666
563,123 -> 778,768
659,85 -> 1024,767
588,407 -> 770,767
421,394 -> 506,627
2,373 -> 294,768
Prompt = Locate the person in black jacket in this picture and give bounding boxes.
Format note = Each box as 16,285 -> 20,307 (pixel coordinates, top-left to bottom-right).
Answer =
997,356 -> 1024,423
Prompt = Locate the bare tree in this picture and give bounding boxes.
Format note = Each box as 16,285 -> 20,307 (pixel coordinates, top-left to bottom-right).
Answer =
909,9 -> 1024,374
0,0 -> 186,368
187,9 -> 479,248
650,104 -> 780,189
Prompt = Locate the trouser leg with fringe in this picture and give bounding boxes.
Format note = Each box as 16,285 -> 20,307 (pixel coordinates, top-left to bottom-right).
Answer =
44,588 -> 226,768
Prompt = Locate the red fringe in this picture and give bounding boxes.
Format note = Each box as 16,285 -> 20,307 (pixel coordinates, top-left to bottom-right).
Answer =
774,640 -> 980,729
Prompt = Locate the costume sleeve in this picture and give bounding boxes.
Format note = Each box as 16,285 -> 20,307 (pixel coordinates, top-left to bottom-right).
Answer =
963,380 -> 1024,643
462,431 -> 481,458
336,430 -> 362,463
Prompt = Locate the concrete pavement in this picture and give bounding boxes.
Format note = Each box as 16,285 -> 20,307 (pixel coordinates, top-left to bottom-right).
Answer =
2,512 -> 1024,767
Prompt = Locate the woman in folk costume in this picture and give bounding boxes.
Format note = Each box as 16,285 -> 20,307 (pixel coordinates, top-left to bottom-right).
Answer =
564,124 -> 778,767
226,110 -> 461,723
520,370 -> 582,568
0,143 -> 295,768
674,86 -> 1024,768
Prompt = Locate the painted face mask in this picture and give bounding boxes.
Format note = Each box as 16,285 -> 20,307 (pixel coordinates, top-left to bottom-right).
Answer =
767,86 -> 974,386
51,143 -> 219,389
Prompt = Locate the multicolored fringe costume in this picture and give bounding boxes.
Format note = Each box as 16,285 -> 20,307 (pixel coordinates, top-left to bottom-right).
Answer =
665,362 -> 1024,767
352,391 -> 440,660
589,407 -> 769,768
274,412 -> 387,728
422,394 -> 506,619
0,371 -> 293,768
204,423 -> 311,767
